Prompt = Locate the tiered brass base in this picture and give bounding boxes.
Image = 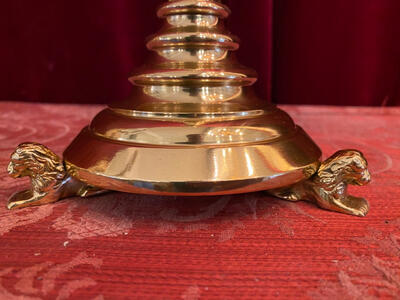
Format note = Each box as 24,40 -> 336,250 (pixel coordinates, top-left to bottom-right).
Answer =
63,114 -> 321,195
6,0 -> 370,216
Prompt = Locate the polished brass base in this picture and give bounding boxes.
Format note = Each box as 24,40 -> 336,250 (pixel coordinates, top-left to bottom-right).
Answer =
63,115 -> 321,196
6,0 -> 371,216
7,142 -> 370,216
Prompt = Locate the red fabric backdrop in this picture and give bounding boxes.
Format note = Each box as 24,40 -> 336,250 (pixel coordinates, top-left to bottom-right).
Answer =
1,0 -> 400,106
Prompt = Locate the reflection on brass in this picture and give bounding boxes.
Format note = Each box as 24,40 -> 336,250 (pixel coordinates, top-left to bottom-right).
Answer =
270,150 -> 371,216
7,0 -> 370,216
7,143 -> 104,209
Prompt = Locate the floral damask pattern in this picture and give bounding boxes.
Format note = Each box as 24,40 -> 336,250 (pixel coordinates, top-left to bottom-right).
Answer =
0,102 -> 399,299
0,252 -> 102,299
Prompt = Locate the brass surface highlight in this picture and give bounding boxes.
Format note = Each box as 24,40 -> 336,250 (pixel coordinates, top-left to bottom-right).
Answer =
7,0 -> 370,216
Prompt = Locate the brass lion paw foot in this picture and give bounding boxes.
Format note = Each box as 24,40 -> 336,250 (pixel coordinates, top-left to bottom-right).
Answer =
269,150 -> 371,217
7,143 -> 105,210
332,195 -> 370,217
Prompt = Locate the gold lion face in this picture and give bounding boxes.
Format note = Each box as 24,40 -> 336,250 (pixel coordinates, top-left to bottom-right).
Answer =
357,169 -> 371,186
7,152 -> 26,178
7,143 -> 65,192
7,148 -> 45,179
347,155 -> 371,186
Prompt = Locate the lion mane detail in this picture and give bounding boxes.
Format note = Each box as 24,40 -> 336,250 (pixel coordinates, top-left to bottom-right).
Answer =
8,143 -> 66,194
316,150 -> 371,189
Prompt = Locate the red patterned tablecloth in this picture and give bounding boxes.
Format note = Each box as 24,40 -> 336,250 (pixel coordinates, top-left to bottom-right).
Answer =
0,102 -> 399,300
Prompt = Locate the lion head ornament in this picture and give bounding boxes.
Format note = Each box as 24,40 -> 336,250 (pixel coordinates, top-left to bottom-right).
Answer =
270,150 -> 371,217
7,143 -> 105,209
318,150 -> 371,188
8,143 -> 65,187
7,143 -> 67,209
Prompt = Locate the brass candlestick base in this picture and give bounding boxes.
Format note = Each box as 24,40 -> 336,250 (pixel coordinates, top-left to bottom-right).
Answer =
7,0 -> 371,216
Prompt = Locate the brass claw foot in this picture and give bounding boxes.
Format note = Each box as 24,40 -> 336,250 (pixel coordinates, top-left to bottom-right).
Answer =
7,143 -> 104,210
269,150 -> 371,217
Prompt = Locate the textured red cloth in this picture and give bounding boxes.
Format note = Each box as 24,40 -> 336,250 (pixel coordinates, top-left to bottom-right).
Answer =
1,0 -> 400,106
0,102 -> 399,299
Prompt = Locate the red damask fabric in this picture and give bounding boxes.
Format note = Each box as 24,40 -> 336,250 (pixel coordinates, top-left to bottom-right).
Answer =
1,0 -> 400,106
0,102 -> 399,299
